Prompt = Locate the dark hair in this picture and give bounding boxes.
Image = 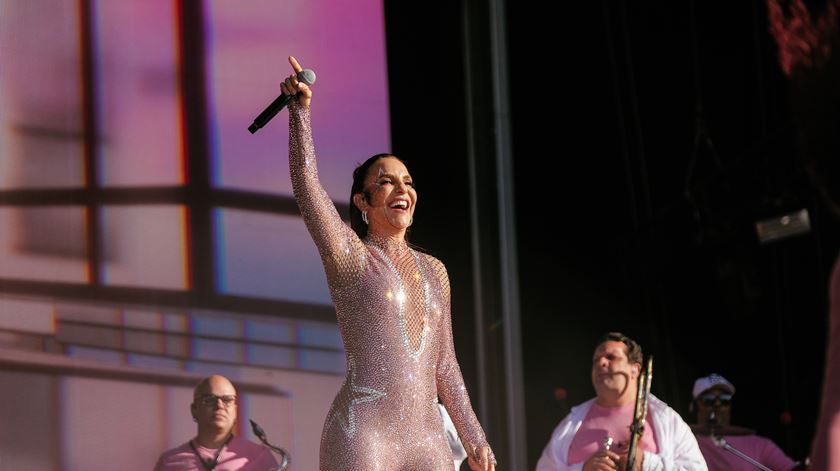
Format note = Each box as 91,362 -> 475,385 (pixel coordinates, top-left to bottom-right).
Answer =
597,332 -> 643,366
349,153 -> 408,239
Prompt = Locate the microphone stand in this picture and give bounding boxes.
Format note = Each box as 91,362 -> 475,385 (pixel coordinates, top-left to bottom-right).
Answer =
706,414 -> 774,471
250,419 -> 290,471
710,433 -> 774,471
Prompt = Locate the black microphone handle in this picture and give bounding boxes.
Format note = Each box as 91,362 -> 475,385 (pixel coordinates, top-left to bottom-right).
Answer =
248,94 -> 293,134
248,68 -> 316,134
249,419 -> 267,440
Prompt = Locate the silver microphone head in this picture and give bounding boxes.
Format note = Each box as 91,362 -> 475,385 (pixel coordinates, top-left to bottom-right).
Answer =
298,69 -> 317,86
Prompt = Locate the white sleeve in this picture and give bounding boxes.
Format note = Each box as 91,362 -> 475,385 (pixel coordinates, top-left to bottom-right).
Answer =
535,419 -> 584,471
641,418 -> 708,471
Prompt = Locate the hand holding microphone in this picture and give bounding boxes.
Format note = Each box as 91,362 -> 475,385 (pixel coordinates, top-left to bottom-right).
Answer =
248,56 -> 315,134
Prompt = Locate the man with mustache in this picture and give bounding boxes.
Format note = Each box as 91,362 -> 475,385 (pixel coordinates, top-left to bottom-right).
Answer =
536,332 -> 707,471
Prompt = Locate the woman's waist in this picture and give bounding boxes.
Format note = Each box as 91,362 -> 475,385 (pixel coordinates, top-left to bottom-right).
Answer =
338,373 -> 438,401
333,385 -> 440,416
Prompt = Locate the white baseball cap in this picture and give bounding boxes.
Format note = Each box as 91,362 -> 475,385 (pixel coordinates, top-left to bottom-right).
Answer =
692,373 -> 735,399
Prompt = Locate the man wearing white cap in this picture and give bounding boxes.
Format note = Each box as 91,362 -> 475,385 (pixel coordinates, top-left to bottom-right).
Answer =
690,373 -> 798,471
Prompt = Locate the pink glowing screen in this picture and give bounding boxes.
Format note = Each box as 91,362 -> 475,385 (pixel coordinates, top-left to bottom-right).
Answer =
0,0 -> 390,306
0,0 -> 387,468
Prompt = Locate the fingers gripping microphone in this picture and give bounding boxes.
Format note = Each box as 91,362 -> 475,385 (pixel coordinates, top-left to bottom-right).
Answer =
248,68 -> 316,134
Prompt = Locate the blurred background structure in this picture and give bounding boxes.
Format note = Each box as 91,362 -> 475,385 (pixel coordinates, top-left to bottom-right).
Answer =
1,0 -> 838,469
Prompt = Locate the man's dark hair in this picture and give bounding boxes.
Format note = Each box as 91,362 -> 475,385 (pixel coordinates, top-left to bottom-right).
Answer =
597,332 -> 643,365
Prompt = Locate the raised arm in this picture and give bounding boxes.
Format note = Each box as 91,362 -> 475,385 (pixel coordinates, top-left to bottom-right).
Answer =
284,56 -> 366,283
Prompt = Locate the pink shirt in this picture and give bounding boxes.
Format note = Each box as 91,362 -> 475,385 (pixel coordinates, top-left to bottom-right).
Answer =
696,434 -> 796,471
567,402 -> 658,464
153,435 -> 279,471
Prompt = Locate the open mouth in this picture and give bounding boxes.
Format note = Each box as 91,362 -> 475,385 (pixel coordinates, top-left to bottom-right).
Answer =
389,200 -> 410,212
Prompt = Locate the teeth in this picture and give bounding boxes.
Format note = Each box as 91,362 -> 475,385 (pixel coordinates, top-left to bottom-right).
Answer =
391,201 -> 408,209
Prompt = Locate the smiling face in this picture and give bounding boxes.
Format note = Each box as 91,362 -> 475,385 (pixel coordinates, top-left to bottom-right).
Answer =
352,156 -> 417,238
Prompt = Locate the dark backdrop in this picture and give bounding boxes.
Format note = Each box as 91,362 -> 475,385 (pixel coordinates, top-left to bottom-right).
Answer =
383,0 -> 840,467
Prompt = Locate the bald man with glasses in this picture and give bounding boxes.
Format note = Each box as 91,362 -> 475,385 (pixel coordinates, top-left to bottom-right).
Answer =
153,375 -> 279,471
689,373 -> 798,471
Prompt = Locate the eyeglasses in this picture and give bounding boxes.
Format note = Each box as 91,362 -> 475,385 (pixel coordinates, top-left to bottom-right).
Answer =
196,394 -> 237,408
699,393 -> 732,406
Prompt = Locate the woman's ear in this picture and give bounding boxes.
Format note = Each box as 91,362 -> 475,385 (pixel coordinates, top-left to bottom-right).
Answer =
352,193 -> 366,211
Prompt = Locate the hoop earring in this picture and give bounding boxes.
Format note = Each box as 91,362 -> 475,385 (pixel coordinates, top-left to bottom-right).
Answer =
408,217 -> 413,227
362,211 -> 369,225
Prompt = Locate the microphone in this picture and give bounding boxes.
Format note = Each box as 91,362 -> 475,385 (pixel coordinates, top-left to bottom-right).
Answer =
248,69 -> 317,134
249,419 -> 290,471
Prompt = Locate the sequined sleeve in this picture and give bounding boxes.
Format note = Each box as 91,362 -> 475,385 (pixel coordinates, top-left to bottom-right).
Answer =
288,101 -> 366,284
430,255 -> 490,454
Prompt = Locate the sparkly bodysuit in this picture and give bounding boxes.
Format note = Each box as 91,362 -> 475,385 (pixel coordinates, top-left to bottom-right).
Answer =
288,102 -> 489,470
